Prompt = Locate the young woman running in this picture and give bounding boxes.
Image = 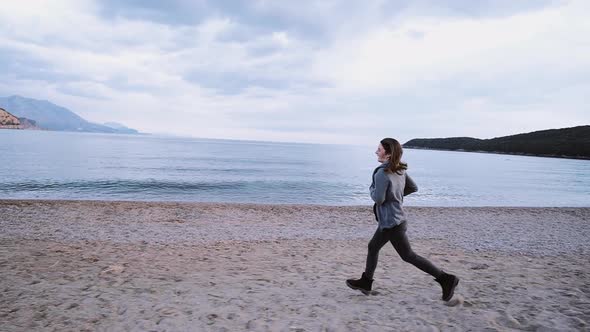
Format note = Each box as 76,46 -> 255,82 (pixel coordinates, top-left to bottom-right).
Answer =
346,138 -> 459,301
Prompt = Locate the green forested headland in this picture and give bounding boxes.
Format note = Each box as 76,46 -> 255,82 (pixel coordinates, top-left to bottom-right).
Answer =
404,126 -> 590,159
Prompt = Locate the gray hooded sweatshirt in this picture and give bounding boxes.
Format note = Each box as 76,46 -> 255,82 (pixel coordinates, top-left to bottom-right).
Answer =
369,162 -> 418,230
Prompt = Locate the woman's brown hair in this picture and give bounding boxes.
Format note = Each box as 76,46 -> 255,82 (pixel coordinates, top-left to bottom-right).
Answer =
380,138 -> 408,174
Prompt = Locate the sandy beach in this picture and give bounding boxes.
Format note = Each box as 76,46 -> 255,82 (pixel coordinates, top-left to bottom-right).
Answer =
1,200 -> 589,331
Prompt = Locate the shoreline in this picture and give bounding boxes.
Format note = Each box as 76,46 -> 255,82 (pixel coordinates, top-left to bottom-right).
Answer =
1,199 -> 589,330
2,199 -> 589,256
1,197 -> 587,209
404,146 -> 590,160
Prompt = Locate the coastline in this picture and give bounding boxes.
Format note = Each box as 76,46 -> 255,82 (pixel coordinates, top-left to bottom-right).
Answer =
404,146 -> 590,160
1,200 -> 589,331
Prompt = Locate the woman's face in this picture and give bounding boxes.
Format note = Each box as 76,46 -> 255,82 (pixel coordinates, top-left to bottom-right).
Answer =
375,143 -> 390,163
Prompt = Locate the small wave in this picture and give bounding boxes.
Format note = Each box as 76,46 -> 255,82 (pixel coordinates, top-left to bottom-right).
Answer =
0,179 -> 247,192
0,179 -> 368,204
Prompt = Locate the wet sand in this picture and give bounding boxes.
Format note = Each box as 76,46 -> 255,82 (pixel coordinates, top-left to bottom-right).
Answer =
1,200 -> 589,331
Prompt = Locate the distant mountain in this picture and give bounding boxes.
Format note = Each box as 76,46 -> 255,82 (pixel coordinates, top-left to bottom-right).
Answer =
103,122 -> 138,134
404,126 -> 590,160
0,95 -> 139,134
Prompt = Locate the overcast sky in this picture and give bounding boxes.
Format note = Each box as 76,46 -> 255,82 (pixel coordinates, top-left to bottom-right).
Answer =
1,0 -> 588,144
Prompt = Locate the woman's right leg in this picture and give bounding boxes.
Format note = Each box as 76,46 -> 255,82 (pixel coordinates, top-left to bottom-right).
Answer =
390,224 -> 459,301
364,227 -> 391,279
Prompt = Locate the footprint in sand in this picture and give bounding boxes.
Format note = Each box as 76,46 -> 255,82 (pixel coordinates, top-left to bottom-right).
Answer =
158,307 -> 179,316
198,313 -> 220,326
493,309 -> 528,330
470,263 -> 490,270
99,265 -> 125,275
66,303 -> 80,310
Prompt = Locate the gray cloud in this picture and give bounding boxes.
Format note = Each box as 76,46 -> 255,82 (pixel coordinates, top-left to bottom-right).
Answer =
97,1 -> 562,36
412,0 -> 561,18
0,0 -> 587,144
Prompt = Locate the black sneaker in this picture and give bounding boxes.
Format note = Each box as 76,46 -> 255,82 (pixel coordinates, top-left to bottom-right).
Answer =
435,272 -> 459,301
346,272 -> 373,295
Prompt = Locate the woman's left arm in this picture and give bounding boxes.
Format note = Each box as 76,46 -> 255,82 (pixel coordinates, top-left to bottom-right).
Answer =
370,169 -> 388,205
404,173 -> 418,196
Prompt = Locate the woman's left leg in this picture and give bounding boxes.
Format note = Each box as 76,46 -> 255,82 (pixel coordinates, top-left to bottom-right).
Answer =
389,222 -> 442,278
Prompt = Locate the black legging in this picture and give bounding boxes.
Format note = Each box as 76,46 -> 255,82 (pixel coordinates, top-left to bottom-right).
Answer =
364,222 -> 442,279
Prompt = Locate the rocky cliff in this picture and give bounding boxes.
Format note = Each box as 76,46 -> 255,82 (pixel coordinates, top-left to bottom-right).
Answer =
0,107 -> 43,130
0,108 -> 21,129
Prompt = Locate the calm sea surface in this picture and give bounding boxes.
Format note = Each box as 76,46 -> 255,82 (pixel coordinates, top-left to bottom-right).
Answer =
1,130 -> 589,206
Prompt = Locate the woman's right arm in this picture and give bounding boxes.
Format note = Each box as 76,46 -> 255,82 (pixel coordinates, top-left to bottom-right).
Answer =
370,169 -> 389,205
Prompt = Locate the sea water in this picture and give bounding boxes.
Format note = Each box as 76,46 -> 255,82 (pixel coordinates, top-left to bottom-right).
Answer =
1,130 -> 588,206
